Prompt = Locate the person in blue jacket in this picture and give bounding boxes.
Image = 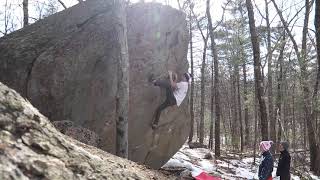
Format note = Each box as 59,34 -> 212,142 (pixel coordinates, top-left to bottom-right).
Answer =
258,141 -> 274,180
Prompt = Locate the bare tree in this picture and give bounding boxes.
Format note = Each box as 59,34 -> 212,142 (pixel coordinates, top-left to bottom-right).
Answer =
115,0 -> 129,158
191,7 -> 209,145
311,0 -> 320,175
253,90 -> 259,165
246,0 -> 268,141
265,0 -> 275,150
188,2 -> 195,143
199,32 -> 209,145
238,2 -> 249,149
0,0 -> 17,36
242,62 -> 249,147
23,0 -> 28,27
57,0 -> 67,9
236,64 -> 243,152
275,33 -> 286,144
206,0 -> 221,157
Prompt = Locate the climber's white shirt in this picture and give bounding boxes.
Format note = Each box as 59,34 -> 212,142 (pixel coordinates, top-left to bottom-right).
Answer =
173,81 -> 189,106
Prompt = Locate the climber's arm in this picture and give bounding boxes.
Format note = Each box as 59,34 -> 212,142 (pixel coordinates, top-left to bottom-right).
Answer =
168,71 -> 177,90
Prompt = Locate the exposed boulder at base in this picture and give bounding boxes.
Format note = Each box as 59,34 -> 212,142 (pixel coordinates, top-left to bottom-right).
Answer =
53,120 -> 100,147
0,82 -> 174,179
0,0 -> 190,169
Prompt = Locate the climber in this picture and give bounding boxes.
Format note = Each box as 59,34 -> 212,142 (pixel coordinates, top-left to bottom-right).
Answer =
150,70 -> 191,129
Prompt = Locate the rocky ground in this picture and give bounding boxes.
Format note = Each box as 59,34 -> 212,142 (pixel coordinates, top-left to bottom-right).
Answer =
0,82 -> 173,180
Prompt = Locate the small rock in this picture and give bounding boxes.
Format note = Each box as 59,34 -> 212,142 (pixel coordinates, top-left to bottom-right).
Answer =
188,142 -> 207,149
204,152 -> 213,160
179,169 -> 193,179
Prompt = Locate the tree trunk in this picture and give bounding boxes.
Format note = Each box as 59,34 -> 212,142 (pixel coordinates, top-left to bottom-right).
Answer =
253,92 -> 258,165
315,0 -> 320,141
196,85 -> 201,141
115,0 -> 129,158
311,0 -> 320,175
232,66 -> 238,150
265,0 -> 275,151
188,5 -> 195,143
304,118 -> 307,150
238,1 -> 249,149
209,54 -> 214,149
301,0 -> 320,174
276,48 -> 283,143
209,39 -> 214,149
275,34 -> 285,144
236,65 -> 243,152
206,0 -> 221,157
283,84 -> 289,139
292,83 -> 296,168
23,0 -> 28,27
192,6 -> 209,145
246,0 -> 268,141
199,35 -> 208,145
242,63 -> 249,147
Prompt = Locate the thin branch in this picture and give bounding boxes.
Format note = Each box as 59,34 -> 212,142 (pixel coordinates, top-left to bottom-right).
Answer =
212,0 -> 232,31
308,32 -> 317,54
0,30 -> 5,35
288,3 -> 307,26
176,0 -> 182,10
269,0 -> 305,26
57,0 -> 67,9
271,0 -> 300,60
253,0 -> 266,20
190,8 -> 207,41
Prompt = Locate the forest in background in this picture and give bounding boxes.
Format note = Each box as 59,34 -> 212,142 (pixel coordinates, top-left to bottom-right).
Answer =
179,0 -> 320,176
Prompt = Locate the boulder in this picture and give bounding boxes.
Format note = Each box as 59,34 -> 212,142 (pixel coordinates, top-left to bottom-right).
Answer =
53,120 -> 101,147
0,0 -> 190,169
0,81 -> 174,179
52,120 -> 74,134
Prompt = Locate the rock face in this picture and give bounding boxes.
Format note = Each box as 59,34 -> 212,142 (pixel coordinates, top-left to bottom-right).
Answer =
0,0 -> 190,169
127,3 -> 190,168
0,82 -> 174,179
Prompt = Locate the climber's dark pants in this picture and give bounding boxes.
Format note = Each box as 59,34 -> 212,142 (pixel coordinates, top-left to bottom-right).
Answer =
152,79 -> 177,126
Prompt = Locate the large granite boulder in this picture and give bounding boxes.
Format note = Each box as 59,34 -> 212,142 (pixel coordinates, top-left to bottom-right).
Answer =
0,0 -> 189,169
0,81 -> 174,179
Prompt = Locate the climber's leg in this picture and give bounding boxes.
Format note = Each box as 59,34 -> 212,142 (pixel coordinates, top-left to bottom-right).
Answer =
152,101 -> 170,129
153,79 -> 171,89
152,81 -> 176,129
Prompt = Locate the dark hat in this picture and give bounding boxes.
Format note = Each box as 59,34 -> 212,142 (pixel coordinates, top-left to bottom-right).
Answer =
184,73 -> 192,82
280,141 -> 289,150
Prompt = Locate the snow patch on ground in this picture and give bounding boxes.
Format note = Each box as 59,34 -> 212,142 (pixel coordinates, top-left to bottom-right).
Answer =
236,167 -> 255,179
174,151 -> 191,161
162,144 -> 320,180
199,159 -> 216,172
311,174 -> 320,180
